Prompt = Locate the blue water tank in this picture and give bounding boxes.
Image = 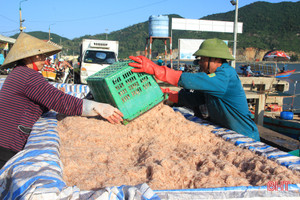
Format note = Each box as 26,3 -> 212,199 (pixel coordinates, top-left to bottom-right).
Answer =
280,111 -> 294,120
149,15 -> 169,37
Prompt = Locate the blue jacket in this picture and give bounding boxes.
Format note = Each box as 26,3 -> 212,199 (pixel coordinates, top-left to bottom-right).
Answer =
157,59 -> 164,66
178,62 -> 260,141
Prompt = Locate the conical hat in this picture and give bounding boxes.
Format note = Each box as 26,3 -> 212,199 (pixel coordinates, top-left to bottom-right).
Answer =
1,32 -> 62,68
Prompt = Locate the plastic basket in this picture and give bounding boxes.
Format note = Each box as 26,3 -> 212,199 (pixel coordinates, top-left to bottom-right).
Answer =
289,149 -> 300,157
86,61 -> 164,124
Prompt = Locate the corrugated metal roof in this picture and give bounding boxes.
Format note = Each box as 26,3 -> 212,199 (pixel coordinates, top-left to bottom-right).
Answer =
0,34 -> 16,44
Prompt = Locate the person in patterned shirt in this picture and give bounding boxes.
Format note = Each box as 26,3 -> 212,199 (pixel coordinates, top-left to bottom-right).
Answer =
0,32 -> 123,168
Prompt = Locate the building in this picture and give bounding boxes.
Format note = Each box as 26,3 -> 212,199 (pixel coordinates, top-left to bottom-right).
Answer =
0,34 -> 16,65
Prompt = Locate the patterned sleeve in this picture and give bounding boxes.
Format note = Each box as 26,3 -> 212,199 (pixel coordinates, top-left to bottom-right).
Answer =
24,72 -> 83,116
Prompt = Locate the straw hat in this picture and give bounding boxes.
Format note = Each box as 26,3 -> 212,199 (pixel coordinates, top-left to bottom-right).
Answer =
1,32 -> 62,68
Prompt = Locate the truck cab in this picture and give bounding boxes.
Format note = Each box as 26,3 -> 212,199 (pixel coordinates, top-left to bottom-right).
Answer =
78,39 -> 119,84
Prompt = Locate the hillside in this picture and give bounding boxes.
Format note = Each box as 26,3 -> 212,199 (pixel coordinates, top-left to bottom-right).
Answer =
11,31 -> 69,45
12,1 -> 300,59
202,1 -> 300,52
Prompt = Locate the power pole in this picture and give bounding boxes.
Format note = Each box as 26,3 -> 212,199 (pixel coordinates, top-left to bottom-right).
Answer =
19,0 -> 28,32
49,24 -> 55,41
105,29 -> 108,40
230,0 -> 239,69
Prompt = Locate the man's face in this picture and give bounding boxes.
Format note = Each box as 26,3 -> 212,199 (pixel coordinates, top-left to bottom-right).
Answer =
198,57 -> 210,74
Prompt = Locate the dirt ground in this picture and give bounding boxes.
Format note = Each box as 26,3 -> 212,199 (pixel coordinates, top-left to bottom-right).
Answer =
57,103 -> 300,191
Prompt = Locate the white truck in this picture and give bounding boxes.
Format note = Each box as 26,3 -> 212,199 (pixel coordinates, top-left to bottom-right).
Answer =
77,39 -> 119,84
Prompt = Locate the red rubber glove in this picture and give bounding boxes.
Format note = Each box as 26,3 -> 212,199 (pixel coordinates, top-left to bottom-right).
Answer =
129,56 -> 182,86
161,88 -> 178,103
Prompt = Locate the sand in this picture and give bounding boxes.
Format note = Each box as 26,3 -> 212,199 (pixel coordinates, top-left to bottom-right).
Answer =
57,103 -> 300,190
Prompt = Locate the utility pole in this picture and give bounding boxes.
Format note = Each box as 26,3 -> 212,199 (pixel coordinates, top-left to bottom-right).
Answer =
19,0 -> 28,32
230,0 -> 239,69
49,24 -> 55,41
105,29 -> 108,40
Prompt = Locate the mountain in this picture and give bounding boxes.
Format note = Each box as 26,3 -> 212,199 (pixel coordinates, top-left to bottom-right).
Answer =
11,1 -> 300,59
11,31 -> 69,45
201,1 -> 300,52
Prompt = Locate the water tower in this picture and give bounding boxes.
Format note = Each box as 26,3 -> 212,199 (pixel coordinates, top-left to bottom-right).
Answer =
145,15 -> 173,67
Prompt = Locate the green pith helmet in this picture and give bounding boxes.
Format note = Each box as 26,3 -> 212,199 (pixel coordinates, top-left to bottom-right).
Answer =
193,38 -> 234,60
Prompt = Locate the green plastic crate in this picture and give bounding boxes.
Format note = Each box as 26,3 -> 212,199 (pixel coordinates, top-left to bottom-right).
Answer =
289,149 -> 300,157
86,61 -> 164,124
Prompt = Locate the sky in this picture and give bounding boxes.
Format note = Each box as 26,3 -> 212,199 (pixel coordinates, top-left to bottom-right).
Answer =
1,0 -> 299,39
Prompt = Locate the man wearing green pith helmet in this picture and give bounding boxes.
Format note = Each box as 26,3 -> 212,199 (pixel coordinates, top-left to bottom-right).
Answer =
129,38 -> 260,141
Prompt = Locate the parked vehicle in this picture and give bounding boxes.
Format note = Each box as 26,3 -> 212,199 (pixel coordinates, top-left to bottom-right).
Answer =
77,39 -> 119,84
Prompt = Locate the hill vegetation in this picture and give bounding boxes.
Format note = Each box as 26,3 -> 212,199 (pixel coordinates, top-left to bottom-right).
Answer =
11,1 -> 300,60
11,31 -> 69,45
202,1 -> 300,52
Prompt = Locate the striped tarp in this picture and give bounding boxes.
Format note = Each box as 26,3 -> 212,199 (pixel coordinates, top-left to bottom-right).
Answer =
48,82 -> 91,99
1,80 -> 300,199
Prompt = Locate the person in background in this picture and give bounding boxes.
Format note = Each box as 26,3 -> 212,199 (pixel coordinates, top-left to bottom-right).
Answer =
0,32 -> 123,169
129,38 -> 260,141
246,64 -> 253,77
281,64 -> 287,72
55,58 -> 74,82
157,56 -> 164,66
45,57 -> 51,66
56,58 -> 73,71
239,64 -> 247,76
0,53 -> 4,66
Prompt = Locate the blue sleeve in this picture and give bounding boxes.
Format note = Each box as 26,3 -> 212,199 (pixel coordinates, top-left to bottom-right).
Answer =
178,63 -> 233,98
